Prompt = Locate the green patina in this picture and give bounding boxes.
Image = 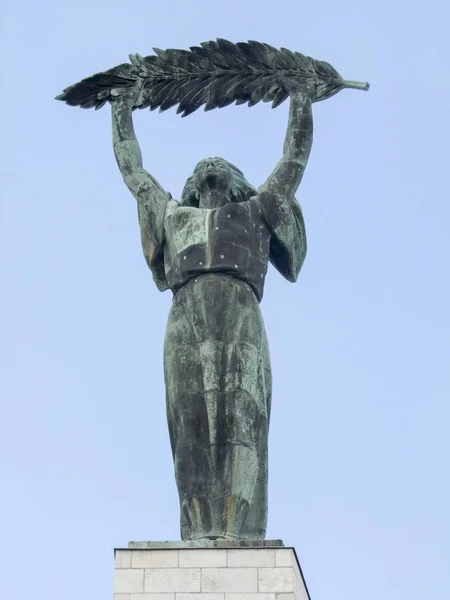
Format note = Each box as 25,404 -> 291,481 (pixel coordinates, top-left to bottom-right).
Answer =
58,40 -> 368,541
110,87 -> 311,541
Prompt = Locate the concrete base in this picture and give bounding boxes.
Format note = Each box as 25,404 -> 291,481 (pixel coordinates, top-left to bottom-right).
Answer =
113,540 -> 310,599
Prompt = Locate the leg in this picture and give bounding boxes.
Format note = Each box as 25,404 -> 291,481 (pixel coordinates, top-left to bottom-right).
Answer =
165,340 -> 221,540
164,275 -> 271,540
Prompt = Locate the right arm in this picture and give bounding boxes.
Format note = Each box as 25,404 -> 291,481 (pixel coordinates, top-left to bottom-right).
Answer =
111,97 -> 170,290
112,99 -> 169,200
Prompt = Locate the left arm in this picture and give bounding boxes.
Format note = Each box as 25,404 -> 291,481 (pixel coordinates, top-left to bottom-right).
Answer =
257,85 -> 313,282
259,92 -> 313,200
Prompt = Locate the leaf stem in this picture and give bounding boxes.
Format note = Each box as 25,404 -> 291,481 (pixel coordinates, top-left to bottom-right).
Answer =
341,80 -> 370,91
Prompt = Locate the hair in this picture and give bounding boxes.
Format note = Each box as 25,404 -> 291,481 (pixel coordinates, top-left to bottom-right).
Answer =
181,157 -> 257,207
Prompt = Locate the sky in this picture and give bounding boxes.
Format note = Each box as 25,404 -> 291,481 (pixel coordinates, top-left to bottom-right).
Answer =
1,1 -> 450,599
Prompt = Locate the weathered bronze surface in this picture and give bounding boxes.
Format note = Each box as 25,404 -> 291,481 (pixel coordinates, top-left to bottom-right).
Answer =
56,39 -> 368,114
57,40 -> 368,541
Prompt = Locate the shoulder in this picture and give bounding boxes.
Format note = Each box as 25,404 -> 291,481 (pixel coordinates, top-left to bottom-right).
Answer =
165,199 -> 205,218
166,198 -> 180,213
124,168 -> 171,203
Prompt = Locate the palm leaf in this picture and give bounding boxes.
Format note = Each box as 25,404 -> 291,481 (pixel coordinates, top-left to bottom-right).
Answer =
56,39 -> 369,115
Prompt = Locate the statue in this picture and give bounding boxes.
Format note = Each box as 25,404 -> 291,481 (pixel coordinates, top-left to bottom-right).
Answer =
57,40 -> 368,541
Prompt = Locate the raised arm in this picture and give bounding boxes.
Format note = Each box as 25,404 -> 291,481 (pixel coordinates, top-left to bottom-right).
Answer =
111,93 -> 171,291
112,95 -> 169,200
256,83 -> 313,283
259,85 -> 313,200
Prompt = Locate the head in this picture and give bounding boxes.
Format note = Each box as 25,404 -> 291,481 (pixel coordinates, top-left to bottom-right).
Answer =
181,157 -> 257,209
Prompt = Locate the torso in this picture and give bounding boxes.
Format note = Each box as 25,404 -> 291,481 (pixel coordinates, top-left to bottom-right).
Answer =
163,197 -> 271,301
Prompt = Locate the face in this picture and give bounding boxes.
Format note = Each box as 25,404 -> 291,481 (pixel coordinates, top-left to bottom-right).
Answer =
194,158 -> 233,208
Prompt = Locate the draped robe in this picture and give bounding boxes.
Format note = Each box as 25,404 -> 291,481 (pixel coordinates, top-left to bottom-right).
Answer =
138,188 -> 306,540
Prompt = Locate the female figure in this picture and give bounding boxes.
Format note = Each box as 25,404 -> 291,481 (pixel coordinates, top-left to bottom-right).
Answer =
111,80 -> 313,540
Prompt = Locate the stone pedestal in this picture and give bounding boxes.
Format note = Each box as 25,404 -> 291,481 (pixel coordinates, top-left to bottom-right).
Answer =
113,540 -> 310,599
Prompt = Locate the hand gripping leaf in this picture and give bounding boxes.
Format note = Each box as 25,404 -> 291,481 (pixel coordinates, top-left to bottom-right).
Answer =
56,39 -> 369,116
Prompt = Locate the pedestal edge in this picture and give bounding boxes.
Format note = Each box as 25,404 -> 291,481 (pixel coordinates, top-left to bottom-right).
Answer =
113,542 -> 311,600
125,539 -> 285,549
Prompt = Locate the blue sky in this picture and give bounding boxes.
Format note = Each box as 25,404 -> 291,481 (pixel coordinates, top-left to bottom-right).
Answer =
2,1 -> 449,599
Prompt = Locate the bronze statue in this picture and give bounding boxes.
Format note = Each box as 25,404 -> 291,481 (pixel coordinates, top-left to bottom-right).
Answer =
57,40 -> 368,541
